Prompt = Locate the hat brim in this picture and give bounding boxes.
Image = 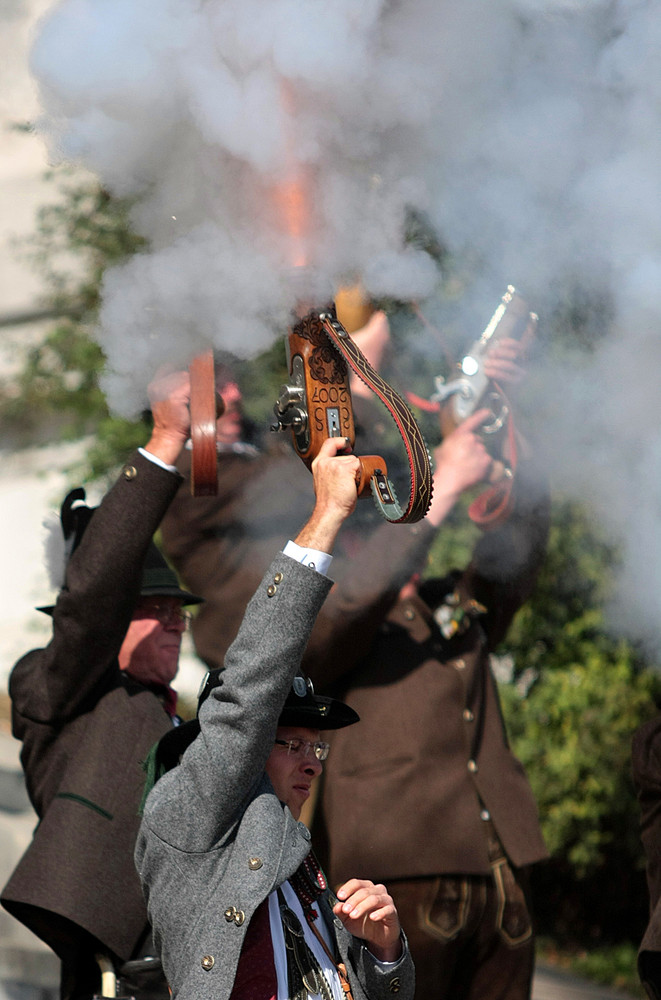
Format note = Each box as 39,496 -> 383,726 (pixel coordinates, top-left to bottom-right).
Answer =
278,695 -> 359,731
153,694 -> 358,775
139,584 -> 203,605
36,585 -> 203,616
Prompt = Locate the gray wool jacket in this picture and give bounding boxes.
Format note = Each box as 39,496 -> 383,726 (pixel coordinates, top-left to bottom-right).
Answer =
136,553 -> 414,1000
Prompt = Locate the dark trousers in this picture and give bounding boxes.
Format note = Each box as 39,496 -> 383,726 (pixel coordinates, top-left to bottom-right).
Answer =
389,837 -> 535,1000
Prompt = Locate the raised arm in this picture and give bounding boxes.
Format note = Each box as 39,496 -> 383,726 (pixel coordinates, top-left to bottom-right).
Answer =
140,438 -> 361,851
301,410 -> 495,690
10,371 -> 192,725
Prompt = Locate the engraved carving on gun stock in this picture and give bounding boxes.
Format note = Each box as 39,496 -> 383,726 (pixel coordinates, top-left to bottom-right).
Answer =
272,306 -> 433,524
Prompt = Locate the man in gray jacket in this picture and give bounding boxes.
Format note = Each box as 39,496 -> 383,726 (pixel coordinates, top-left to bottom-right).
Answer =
136,436 -> 414,1000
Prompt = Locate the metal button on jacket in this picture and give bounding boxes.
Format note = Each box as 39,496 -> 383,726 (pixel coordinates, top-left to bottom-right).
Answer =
201,955 -> 214,971
248,857 -> 263,870
274,572 -> 283,584
453,658 -> 466,670
224,905 -> 245,925
463,709 -> 474,722
388,976 -> 401,993
267,584 -> 277,597
468,759 -> 478,773
122,465 -> 137,481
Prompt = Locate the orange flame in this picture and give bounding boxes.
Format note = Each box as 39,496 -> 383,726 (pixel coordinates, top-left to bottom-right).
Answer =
268,78 -> 315,269
270,81 -> 373,322
270,169 -> 313,269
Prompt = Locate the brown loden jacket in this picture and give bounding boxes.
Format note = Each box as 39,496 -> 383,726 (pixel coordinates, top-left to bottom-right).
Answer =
1,453 -> 181,989
159,398 -> 391,672
302,455 -> 551,884
159,444 -> 312,671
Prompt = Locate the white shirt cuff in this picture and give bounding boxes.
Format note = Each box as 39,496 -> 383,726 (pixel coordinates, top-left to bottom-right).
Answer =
283,540 -> 333,577
138,447 -> 178,474
364,937 -> 406,969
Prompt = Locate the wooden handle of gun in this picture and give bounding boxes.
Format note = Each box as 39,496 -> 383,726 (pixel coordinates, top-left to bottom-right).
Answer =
335,285 -> 374,334
189,350 -> 219,497
285,309 -> 387,499
355,456 -> 387,496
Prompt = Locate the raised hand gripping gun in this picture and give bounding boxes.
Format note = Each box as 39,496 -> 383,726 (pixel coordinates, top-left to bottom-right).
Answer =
272,303 -> 433,523
432,285 -> 537,437
409,285 -> 537,527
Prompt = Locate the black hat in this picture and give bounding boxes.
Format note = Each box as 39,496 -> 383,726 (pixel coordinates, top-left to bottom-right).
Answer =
38,487 -> 202,613
195,669 -> 359,732
145,670 -> 359,784
279,673 -> 359,730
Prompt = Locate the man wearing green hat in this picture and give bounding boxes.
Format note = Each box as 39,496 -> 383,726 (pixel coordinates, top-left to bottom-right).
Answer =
1,371 -> 206,1000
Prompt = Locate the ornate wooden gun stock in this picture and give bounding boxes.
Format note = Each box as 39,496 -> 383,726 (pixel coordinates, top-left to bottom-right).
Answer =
272,305 -> 433,523
189,350 -> 220,497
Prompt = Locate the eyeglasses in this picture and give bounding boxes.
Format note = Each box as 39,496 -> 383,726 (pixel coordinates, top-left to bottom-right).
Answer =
273,738 -> 331,761
133,602 -> 192,629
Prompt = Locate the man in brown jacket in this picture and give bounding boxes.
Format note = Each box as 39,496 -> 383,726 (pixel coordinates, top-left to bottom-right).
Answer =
1,372 -> 202,1000
300,401 -> 550,1000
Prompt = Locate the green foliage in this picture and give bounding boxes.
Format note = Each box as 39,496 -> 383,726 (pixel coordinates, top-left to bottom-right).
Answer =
0,320 -> 107,445
424,495 -> 480,576
234,339 -> 288,429
0,168 -> 147,465
537,938 -> 646,997
28,167 -> 147,312
77,412 -> 154,484
506,497 -> 625,674
544,279 -> 615,357
501,648 -> 660,876
423,491 -> 661,945
571,940 -> 645,995
490,496 -> 661,945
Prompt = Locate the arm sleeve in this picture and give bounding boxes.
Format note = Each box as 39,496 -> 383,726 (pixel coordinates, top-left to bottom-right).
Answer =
141,554 -> 333,852
302,519 -> 437,691
463,453 -> 550,649
10,452 -> 182,724
302,452 -> 549,690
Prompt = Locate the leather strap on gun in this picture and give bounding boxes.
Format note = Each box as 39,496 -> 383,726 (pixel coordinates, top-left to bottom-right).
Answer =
466,394 -> 517,528
189,350 -> 220,496
273,305 -> 433,523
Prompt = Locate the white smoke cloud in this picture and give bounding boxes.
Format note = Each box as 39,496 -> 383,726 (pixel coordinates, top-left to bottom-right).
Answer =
28,0 -> 453,413
26,0 -> 661,651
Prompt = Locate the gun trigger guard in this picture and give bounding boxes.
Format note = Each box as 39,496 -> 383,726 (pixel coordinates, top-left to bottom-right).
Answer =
480,394 -> 509,435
